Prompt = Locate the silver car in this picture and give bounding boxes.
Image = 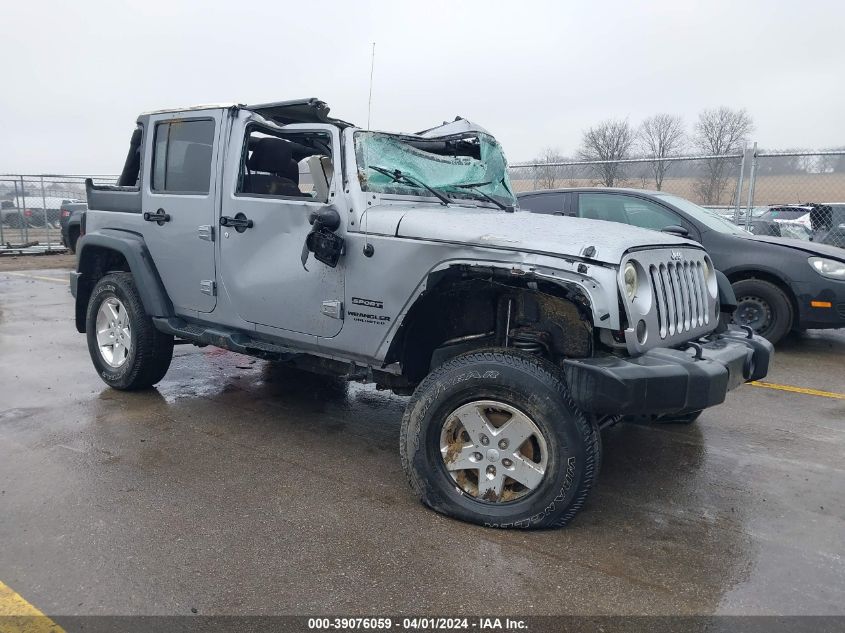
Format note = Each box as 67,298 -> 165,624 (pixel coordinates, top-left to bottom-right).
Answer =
71,99 -> 772,529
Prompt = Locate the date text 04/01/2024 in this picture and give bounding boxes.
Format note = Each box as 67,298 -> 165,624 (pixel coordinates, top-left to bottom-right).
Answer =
307,617 -> 528,630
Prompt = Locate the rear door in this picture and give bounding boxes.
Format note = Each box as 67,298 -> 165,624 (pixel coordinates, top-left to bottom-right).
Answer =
141,110 -> 223,314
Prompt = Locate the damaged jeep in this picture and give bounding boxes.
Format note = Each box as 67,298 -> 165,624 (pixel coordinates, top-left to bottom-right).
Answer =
71,98 -> 772,528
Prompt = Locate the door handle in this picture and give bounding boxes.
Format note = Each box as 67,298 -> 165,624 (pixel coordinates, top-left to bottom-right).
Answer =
143,209 -> 170,225
220,213 -> 254,233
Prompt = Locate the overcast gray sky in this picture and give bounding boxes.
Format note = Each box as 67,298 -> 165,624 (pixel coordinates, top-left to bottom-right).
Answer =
1,0 -> 843,174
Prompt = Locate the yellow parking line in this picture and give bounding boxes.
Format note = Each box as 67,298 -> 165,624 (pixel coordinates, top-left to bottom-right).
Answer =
0,580 -> 64,632
749,381 -> 845,400
1,271 -> 69,284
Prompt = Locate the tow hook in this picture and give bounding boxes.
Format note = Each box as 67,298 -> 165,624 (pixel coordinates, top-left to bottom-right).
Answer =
685,341 -> 704,360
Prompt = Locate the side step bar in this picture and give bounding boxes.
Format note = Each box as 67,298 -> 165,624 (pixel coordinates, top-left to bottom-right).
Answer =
152,317 -> 300,362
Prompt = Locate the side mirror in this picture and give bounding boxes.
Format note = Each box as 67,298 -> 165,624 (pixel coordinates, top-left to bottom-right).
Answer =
301,205 -> 344,270
308,205 -> 341,231
661,225 -> 689,237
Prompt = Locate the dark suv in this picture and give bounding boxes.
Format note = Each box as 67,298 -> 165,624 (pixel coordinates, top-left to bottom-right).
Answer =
809,203 -> 845,249
518,188 -> 845,343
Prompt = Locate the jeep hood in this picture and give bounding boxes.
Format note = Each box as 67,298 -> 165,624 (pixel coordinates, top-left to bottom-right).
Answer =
393,208 -> 698,264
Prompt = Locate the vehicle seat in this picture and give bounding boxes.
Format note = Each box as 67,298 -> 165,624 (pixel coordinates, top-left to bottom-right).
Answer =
243,138 -> 306,197
306,155 -> 333,202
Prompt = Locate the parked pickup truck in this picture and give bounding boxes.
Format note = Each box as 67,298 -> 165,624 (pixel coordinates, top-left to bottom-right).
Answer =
71,98 -> 772,529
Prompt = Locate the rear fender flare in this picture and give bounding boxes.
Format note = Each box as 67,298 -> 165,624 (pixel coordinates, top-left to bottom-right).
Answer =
74,230 -> 173,332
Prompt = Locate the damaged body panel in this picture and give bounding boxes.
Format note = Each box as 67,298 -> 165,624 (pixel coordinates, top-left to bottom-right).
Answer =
393,207 -> 693,265
73,99 -> 773,529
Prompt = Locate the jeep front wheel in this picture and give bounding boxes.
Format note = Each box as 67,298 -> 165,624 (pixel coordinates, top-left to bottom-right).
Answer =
400,349 -> 601,529
86,272 -> 174,390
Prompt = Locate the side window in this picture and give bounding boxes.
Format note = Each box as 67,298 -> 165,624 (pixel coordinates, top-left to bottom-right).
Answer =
578,193 -> 680,230
152,119 -> 215,194
577,193 -> 631,224
518,193 -> 567,215
620,198 -> 683,231
237,128 -> 333,203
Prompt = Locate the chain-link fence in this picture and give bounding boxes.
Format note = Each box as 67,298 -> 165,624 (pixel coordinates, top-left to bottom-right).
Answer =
0,174 -> 117,254
4,148 -> 845,252
508,147 -> 845,250
508,153 -> 745,203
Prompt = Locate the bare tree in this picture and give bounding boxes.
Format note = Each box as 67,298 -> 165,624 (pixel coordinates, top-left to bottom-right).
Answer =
755,149 -> 802,176
692,107 -> 753,204
818,146 -> 845,173
531,147 -> 565,189
637,114 -> 685,190
578,119 -> 634,187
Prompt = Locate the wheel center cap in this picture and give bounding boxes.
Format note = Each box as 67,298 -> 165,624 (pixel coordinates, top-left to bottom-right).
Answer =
486,448 -> 500,462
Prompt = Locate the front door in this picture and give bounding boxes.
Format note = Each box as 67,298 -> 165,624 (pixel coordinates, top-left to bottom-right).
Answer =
141,110 -> 223,314
219,119 -> 345,338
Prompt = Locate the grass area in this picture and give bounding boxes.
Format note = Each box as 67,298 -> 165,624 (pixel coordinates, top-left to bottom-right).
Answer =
0,252 -> 76,272
510,172 -> 845,205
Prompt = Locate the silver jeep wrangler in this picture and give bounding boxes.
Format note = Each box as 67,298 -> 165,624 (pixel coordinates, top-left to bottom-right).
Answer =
71,98 -> 772,529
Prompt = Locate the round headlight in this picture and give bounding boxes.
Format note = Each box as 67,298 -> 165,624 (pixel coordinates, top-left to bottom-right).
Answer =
623,262 -> 638,300
703,258 -> 714,281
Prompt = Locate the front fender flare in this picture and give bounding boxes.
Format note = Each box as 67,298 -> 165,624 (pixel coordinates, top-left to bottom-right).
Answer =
375,258 -> 613,365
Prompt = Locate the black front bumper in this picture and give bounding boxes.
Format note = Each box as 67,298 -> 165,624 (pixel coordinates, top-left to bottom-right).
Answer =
562,328 -> 773,416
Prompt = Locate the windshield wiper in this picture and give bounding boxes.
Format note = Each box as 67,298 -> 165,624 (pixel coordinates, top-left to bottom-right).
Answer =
368,166 -> 450,206
450,181 -> 510,211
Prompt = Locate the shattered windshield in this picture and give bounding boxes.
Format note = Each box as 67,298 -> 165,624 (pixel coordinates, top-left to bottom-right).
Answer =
355,131 -> 516,208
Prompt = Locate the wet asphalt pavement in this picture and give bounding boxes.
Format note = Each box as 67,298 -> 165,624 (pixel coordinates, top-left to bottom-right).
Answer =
0,268 -> 843,617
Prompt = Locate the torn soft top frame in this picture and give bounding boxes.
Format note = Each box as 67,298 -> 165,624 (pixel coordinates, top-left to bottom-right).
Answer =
244,98 -> 356,129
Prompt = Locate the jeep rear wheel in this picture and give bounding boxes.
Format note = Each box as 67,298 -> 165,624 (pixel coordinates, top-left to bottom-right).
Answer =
400,349 -> 601,529
86,272 -> 174,390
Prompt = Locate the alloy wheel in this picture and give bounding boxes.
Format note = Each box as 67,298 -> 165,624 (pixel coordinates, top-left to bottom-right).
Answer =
439,400 -> 548,503
95,297 -> 132,368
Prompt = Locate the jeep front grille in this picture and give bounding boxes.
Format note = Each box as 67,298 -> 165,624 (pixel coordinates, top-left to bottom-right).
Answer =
649,260 -> 709,339
618,247 -> 718,355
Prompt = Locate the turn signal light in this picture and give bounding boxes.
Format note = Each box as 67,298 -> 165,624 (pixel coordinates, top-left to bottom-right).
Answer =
810,300 -> 832,308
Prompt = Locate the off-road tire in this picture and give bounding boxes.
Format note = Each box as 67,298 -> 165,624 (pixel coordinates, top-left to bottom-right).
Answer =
399,348 -> 601,529
732,278 -> 793,344
86,272 -> 173,390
